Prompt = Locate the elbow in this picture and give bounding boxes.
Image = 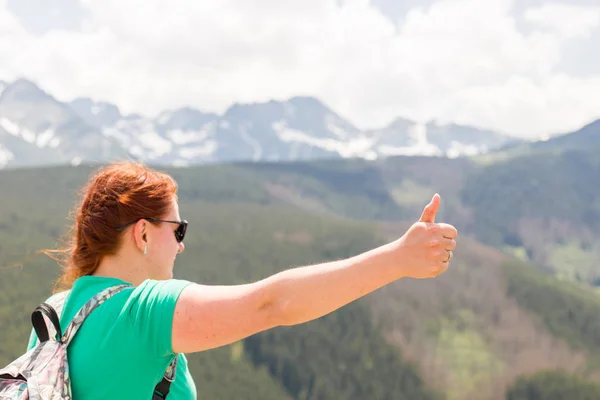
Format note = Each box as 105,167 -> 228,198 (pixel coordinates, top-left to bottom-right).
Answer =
249,279 -> 284,329
265,290 -> 309,327
267,297 -> 296,327
256,280 -> 293,328
258,297 -> 283,328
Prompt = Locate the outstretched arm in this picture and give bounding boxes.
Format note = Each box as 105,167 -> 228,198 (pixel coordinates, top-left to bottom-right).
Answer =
172,194 -> 457,354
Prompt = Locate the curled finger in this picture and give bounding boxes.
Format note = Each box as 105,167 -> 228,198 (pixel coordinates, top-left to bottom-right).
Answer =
439,223 -> 458,239
442,237 -> 456,251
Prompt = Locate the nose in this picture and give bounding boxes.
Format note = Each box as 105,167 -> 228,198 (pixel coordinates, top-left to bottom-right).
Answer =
177,241 -> 185,253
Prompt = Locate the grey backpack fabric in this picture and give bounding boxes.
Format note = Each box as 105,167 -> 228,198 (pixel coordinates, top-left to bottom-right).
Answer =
0,285 -> 178,399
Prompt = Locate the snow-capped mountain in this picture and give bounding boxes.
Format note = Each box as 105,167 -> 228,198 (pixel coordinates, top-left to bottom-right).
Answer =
368,117 -> 511,158
0,79 -> 128,168
0,78 -> 519,169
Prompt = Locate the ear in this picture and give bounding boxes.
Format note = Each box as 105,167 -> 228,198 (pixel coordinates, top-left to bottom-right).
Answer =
133,219 -> 149,253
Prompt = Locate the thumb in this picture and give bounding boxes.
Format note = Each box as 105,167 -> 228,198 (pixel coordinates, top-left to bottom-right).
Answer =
419,193 -> 440,223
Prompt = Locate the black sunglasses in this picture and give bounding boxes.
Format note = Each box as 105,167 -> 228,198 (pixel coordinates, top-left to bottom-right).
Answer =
116,218 -> 188,243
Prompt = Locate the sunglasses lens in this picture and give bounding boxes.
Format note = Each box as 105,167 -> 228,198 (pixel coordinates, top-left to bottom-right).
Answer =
175,222 -> 187,242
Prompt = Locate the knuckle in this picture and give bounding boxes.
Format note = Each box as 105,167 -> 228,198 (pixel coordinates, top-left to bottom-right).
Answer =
413,222 -> 427,234
428,224 -> 440,234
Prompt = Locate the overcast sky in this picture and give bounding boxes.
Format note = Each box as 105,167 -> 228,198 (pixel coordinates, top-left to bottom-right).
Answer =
1,0 -> 599,138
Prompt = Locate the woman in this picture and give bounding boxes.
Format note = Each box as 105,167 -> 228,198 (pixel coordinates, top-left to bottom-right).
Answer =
27,161 -> 457,399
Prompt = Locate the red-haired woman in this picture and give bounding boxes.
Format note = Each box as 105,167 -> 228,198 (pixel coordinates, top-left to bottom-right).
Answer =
25,161 -> 457,399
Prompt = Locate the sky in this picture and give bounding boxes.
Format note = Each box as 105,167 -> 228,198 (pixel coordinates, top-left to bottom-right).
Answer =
0,0 -> 599,139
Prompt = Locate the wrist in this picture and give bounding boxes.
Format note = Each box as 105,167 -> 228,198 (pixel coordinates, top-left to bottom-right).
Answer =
353,241 -> 406,281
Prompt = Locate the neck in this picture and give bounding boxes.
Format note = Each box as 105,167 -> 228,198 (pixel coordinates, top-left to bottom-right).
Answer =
92,253 -> 148,286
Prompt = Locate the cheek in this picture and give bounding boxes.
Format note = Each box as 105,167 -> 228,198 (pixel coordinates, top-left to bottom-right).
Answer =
159,231 -> 179,254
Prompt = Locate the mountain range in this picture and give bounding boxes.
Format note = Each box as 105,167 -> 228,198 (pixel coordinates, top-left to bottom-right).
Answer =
0,77 -> 528,169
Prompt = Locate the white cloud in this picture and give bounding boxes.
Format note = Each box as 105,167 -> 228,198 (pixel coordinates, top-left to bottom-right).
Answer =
0,0 -> 599,138
525,2 -> 600,39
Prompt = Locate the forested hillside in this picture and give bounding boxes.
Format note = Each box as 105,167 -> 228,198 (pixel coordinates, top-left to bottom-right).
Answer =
0,165 -> 435,399
1,148 -> 600,399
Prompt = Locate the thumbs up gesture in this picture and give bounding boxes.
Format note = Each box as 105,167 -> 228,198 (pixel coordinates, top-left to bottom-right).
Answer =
393,194 -> 458,279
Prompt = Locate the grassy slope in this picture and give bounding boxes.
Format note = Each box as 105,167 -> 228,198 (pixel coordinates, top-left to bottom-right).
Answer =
462,149 -> 600,285
368,226 -> 595,400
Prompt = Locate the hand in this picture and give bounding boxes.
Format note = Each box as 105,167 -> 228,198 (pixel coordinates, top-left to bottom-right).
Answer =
393,193 -> 457,279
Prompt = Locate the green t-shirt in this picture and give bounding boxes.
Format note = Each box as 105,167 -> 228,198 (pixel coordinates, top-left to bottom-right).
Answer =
27,276 -> 197,399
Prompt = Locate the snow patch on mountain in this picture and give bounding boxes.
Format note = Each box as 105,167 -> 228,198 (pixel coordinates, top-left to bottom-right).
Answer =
179,141 -> 218,159
0,117 -> 39,144
240,126 -> 263,161
156,111 -> 172,125
0,144 -> 14,168
273,120 -> 375,159
325,115 -> 352,140
102,117 -> 172,159
0,117 -> 20,136
166,121 -> 215,145
447,141 -> 486,158
35,128 -> 60,148
127,145 -> 144,158
167,129 -> 208,145
71,157 -> 83,166
377,124 -> 441,157
49,137 -> 61,148
21,128 -> 36,143
139,131 -> 172,158
103,123 -> 133,147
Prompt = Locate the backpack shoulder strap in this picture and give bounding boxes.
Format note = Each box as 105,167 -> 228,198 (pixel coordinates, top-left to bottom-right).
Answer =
31,302 -> 63,343
153,355 -> 179,399
44,284 -> 178,398
61,284 -> 130,346
44,290 -> 71,340
30,290 -> 71,345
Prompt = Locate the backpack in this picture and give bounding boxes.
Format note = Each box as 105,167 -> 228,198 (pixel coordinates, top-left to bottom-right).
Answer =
0,285 -> 178,399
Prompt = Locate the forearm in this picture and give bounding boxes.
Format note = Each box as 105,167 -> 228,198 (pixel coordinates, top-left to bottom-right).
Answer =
265,242 -> 403,326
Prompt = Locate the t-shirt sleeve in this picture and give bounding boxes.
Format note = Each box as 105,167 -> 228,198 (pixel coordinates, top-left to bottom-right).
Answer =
123,278 -> 193,359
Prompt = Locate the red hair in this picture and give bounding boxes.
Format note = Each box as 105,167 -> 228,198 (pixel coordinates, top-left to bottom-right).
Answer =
45,161 -> 178,292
